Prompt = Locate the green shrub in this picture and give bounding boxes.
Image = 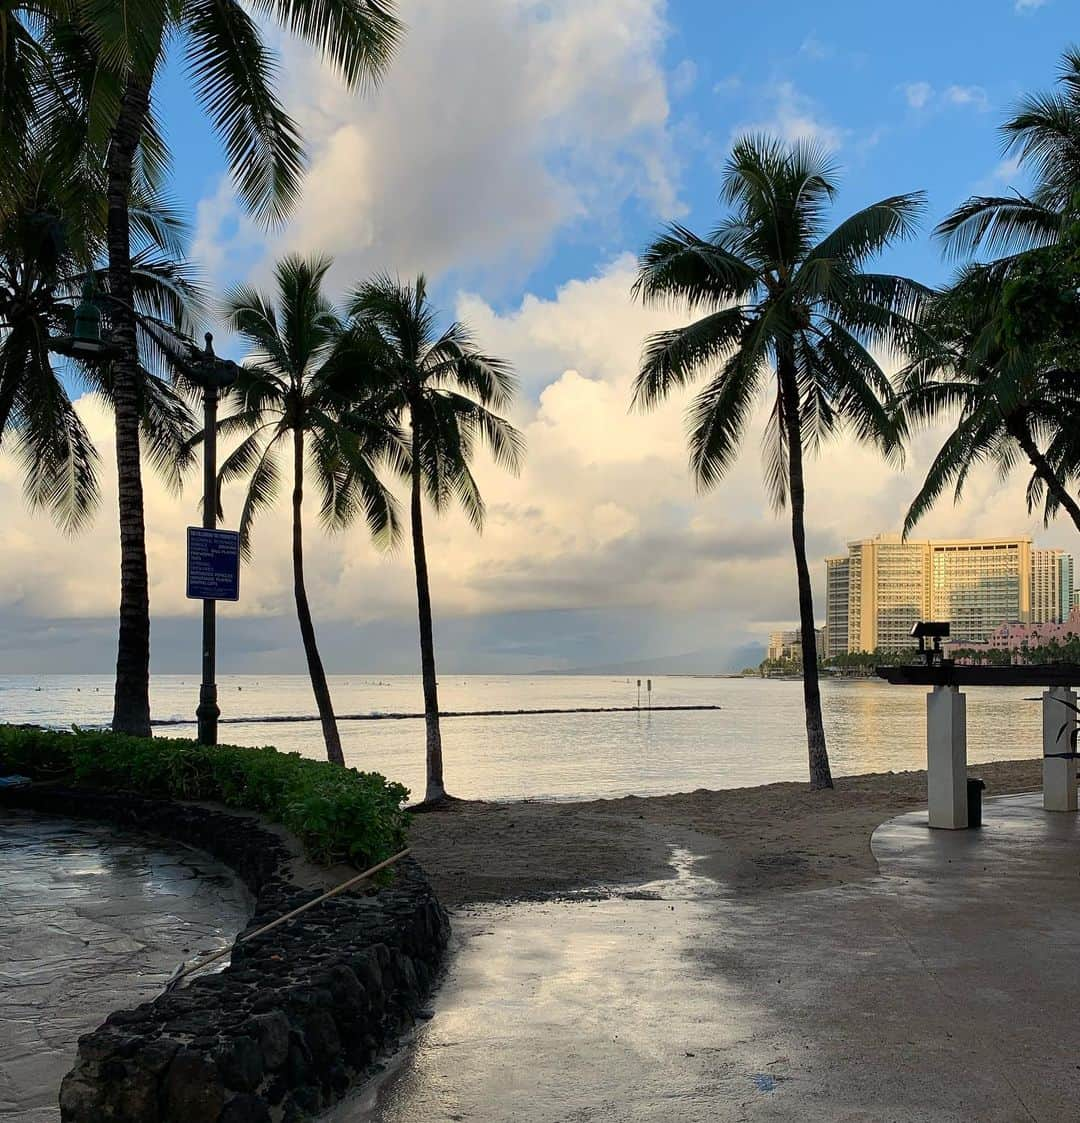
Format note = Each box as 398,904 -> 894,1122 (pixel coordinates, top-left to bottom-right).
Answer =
0,725 -> 409,868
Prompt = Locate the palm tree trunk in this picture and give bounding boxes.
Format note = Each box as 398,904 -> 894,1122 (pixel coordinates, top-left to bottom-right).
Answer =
778,352 -> 833,790
107,76 -> 153,737
291,427 -> 344,765
410,436 -> 445,803
1006,413 -> 1080,533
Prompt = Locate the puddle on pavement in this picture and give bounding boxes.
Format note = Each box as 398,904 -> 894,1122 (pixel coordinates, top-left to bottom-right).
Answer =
0,811 -> 252,1122
323,846 -> 766,1123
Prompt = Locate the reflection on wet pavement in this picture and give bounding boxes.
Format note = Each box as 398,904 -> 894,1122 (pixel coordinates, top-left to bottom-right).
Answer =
328,793 -> 1080,1122
0,811 -> 252,1122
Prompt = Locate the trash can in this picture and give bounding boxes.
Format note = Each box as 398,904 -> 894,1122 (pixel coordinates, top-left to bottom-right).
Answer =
967,777 -> 986,828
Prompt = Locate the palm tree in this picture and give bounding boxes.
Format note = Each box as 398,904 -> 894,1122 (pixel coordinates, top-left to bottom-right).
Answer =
345,275 -> 523,803
36,0 -> 402,735
199,255 -> 401,766
899,265 -> 1080,537
924,50 -> 1080,536
937,47 -> 1080,261
0,192 -> 100,533
632,136 -> 927,790
0,132 -> 198,537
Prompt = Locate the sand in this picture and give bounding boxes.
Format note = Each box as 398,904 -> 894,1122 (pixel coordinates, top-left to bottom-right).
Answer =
407,758 -> 1044,907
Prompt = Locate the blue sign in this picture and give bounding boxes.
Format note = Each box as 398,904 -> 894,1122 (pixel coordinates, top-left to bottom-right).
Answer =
186,527 -> 240,601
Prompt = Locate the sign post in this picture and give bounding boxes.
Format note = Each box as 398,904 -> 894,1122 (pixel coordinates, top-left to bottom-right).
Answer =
182,333 -> 240,747
187,527 -> 240,745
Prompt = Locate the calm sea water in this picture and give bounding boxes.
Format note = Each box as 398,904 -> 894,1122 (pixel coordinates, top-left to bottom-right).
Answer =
0,674 -> 1047,803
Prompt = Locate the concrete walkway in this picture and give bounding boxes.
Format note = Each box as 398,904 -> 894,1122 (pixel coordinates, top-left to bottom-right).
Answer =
0,811 -> 252,1122
329,794 -> 1080,1122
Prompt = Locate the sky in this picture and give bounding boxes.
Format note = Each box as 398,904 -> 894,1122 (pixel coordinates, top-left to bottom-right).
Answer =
2,0 -> 1079,675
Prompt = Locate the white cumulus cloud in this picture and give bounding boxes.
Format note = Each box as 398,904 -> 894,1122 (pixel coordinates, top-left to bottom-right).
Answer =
195,0 -> 682,295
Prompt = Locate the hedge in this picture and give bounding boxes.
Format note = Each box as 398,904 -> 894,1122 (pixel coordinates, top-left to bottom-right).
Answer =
0,725 -> 409,868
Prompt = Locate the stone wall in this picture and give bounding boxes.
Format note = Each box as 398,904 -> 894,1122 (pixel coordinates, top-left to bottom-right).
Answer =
1,786 -> 449,1122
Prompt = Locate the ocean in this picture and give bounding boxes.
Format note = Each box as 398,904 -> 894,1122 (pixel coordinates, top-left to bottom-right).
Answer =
0,673 -> 1047,803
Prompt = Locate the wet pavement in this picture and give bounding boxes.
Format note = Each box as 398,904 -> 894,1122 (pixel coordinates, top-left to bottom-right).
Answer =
0,811 -> 252,1122
328,794 -> 1080,1122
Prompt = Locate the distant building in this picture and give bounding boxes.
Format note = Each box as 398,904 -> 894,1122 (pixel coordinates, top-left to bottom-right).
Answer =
846,535 -> 930,653
825,533 -> 1073,654
824,556 -> 850,659
766,628 -> 824,663
930,537 -> 1031,645
1031,548 -> 1072,625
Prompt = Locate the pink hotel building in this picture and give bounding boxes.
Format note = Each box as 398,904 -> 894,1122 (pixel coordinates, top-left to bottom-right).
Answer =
963,607 -> 1080,654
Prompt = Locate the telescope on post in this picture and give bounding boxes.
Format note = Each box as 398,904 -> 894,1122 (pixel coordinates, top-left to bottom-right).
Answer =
911,621 -> 951,668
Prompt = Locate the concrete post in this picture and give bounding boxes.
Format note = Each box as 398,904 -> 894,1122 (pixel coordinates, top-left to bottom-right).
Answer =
1043,686 -> 1078,813
927,685 -> 967,829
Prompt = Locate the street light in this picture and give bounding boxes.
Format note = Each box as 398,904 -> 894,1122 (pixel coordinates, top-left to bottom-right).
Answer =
183,333 -> 241,745
49,285 -> 241,744
48,278 -> 120,360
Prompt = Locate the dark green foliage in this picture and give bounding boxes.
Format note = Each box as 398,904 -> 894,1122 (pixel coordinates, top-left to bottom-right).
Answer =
951,635 -> 1080,666
0,725 -> 409,868
824,648 -> 918,670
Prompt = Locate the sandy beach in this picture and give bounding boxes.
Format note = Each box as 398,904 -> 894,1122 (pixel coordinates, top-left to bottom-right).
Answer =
408,758 -> 1044,906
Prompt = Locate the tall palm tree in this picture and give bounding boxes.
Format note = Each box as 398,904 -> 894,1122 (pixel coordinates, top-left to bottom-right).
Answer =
46,0 -> 401,735
632,136 -> 927,791
346,275 -> 523,803
899,265 -> 1080,537
198,255 -> 401,766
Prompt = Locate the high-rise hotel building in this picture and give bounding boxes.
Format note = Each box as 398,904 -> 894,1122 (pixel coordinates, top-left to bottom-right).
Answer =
825,533 -> 1075,654
1031,547 -> 1074,626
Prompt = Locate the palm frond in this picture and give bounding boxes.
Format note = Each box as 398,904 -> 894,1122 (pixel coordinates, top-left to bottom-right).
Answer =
633,223 -> 757,310
633,305 -> 749,410
247,0 -> 401,89
184,0 -> 306,226
686,342 -> 767,493
808,192 -> 926,268
935,194 -> 1061,259
235,432 -> 284,559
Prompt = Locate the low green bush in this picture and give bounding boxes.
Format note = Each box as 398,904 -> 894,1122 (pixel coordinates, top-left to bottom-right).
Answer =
0,725 -> 409,868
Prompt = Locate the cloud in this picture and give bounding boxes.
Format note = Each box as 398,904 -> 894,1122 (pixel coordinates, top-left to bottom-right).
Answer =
902,82 -> 934,110
736,81 -> 845,151
195,0 -> 681,295
1015,0 -> 1048,10
900,81 -> 991,116
799,36 -> 833,61
975,155 -> 1023,193
943,84 -> 990,111
670,59 -> 697,98
713,75 -> 742,95
4,273 -> 1077,672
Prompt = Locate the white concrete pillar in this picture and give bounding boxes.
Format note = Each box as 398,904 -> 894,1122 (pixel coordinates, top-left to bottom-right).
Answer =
1043,686 -> 1078,813
927,685 -> 967,829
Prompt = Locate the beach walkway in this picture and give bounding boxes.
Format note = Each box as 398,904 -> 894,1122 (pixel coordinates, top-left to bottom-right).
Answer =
328,790 -> 1080,1122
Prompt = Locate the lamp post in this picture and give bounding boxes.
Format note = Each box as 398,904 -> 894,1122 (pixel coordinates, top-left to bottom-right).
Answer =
50,285 -> 240,743
48,278 -> 119,361
185,334 -> 240,745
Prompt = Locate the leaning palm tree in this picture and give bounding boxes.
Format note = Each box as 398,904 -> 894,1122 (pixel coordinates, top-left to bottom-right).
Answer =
345,275 -> 523,803
199,255 -> 402,766
27,0 -> 402,735
899,265 -> 1080,536
633,136 -> 928,790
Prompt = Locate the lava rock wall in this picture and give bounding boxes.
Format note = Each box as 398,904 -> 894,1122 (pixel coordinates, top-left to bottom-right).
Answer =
3,787 -> 449,1122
